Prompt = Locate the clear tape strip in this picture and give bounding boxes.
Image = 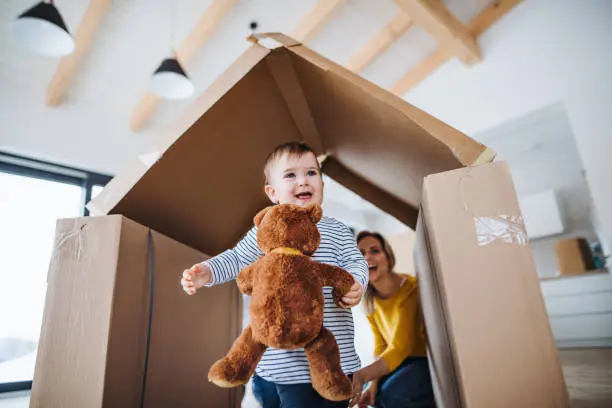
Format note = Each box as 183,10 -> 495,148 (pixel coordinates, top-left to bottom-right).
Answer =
54,220 -> 88,260
475,215 -> 528,246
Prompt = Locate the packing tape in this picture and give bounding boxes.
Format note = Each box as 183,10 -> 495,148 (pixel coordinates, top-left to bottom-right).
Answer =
54,219 -> 88,261
257,37 -> 284,49
474,215 -> 528,246
458,169 -> 528,246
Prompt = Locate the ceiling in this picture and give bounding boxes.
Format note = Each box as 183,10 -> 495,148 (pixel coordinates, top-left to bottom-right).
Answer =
0,0 -> 500,236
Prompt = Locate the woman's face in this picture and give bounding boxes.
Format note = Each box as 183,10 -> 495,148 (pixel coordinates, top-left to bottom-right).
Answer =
358,235 -> 390,283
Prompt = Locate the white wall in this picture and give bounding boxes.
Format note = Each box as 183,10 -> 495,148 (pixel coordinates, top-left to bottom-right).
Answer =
387,230 -> 416,276
405,0 -> 612,255
475,104 -> 599,277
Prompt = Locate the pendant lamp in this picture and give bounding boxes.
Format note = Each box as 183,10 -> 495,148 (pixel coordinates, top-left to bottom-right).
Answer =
149,0 -> 193,100
150,54 -> 194,100
10,1 -> 75,57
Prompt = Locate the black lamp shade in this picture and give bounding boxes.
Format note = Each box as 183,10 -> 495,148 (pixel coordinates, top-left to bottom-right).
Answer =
10,2 -> 75,57
154,58 -> 189,77
18,2 -> 70,33
150,57 -> 194,100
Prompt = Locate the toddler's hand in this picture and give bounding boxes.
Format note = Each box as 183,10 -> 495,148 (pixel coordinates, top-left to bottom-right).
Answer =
340,282 -> 363,308
181,263 -> 211,295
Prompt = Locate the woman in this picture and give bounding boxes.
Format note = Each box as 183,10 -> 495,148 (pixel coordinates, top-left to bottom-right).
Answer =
350,231 -> 435,408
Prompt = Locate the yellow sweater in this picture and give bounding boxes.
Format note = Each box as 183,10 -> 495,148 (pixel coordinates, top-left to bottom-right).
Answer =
366,274 -> 427,372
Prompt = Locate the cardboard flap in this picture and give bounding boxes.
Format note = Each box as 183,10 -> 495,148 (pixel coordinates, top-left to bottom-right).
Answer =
248,32 -> 302,49
283,43 -> 493,163
414,213 -> 463,408
88,43 -> 272,218
89,35 -> 491,255
264,49 -> 325,154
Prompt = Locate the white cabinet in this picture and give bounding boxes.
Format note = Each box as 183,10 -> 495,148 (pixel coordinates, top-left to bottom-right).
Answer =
518,190 -> 565,239
540,272 -> 612,348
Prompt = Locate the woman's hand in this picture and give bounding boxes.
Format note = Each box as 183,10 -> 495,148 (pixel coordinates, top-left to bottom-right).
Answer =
349,371 -> 379,407
349,370 -> 366,407
358,381 -> 378,408
349,359 -> 389,406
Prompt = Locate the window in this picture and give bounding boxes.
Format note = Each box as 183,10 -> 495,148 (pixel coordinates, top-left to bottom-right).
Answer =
0,152 -> 111,392
92,184 -> 104,200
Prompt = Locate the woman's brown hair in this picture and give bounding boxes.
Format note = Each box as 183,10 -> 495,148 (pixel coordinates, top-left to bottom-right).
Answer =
356,231 -> 396,315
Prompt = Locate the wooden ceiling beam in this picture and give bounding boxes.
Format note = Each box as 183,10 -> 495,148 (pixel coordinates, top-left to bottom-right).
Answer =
290,0 -> 346,43
391,47 -> 448,95
392,0 -> 524,96
345,12 -> 412,73
46,0 -> 112,107
130,0 -> 237,132
394,0 -> 480,64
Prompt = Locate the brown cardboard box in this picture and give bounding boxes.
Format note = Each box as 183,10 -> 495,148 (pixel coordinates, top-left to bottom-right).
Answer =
415,162 -> 569,408
30,215 -> 241,408
79,34 -> 567,407
554,238 -> 595,276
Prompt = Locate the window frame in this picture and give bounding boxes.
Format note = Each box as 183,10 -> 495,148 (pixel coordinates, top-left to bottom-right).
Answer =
0,151 -> 113,393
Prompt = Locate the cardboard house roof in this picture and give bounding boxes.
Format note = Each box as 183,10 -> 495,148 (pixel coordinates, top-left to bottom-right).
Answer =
88,33 -> 494,256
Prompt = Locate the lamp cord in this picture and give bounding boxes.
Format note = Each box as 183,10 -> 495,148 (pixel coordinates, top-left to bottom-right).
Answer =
170,0 -> 177,55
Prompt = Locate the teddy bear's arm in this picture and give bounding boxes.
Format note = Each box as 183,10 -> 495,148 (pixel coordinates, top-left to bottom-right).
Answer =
318,264 -> 355,304
236,262 -> 257,295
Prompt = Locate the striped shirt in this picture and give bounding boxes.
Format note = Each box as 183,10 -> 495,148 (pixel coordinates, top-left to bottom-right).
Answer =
205,216 -> 369,384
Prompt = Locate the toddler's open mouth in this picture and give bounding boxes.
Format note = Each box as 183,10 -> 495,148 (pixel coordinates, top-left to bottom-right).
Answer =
295,192 -> 313,200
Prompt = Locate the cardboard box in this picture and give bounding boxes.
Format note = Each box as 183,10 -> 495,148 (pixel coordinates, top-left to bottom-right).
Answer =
554,237 -> 595,276
30,216 -> 241,408
415,163 -> 569,408
87,33 -> 493,249
78,34 -> 567,407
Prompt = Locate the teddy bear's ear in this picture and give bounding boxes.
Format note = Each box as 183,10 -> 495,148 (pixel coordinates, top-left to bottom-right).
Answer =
306,203 -> 323,224
254,206 -> 272,227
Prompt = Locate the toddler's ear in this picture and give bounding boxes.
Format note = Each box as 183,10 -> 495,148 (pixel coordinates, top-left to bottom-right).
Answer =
254,206 -> 273,227
306,203 -> 322,224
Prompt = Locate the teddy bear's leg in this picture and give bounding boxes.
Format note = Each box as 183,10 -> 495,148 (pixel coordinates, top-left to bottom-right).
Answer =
304,327 -> 352,401
208,325 -> 267,388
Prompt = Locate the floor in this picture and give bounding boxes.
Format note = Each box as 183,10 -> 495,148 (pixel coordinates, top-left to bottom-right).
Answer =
1,349 -> 610,407
559,348 -> 612,408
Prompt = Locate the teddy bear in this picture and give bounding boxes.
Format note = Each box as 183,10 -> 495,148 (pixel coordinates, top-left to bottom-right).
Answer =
207,203 -> 355,401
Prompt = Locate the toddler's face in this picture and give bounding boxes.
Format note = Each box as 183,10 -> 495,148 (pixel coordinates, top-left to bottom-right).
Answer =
265,152 -> 324,207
